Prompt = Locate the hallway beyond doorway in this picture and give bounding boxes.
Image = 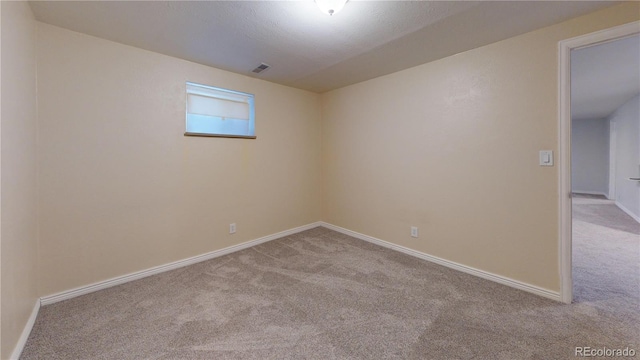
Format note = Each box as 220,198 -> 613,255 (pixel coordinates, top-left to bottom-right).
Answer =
572,193 -> 639,308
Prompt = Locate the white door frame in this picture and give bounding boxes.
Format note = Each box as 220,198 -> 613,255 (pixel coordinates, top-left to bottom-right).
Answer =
608,120 -> 617,200
558,21 -> 640,304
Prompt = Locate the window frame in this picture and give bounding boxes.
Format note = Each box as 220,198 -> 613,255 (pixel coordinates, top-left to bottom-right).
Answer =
184,82 -> 256,139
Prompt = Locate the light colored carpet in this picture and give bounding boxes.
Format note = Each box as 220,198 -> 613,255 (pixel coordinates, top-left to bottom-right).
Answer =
572,194 -> 639,312
21,212 -> 639,359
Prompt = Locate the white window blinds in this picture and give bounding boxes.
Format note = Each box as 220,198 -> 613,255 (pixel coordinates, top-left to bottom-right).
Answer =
187,94 -> 250,120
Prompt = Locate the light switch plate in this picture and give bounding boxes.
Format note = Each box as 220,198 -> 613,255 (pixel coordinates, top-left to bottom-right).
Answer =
539,150 -> 553,166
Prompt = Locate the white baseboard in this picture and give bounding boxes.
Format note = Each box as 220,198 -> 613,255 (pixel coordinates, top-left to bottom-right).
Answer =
572,190 -> 608,197
615,201 -> 640,223
10,300 -> 40,360
320,222 -> 560,302
40,222 -> 322,305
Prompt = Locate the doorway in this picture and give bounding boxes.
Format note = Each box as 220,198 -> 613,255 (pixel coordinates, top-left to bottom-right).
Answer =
558,21 -> 640,304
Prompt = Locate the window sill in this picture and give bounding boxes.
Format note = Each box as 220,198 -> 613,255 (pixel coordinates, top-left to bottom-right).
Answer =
184,132 -> 256,139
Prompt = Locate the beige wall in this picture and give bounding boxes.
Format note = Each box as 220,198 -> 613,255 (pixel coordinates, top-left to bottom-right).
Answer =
321,3 -> 640,293
1,2 -> 39,359
37,23 -> 322,296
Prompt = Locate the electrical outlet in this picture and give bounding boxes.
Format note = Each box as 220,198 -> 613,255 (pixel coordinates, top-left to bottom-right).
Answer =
229,223 -> 236,234
411,226 -> 418,238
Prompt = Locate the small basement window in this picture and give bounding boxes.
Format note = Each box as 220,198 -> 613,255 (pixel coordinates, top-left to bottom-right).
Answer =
185,82 -> 255,138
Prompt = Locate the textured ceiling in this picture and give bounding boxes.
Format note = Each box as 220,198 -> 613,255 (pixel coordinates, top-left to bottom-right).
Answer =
572,34 -> 640,121
30,1 -> 619,93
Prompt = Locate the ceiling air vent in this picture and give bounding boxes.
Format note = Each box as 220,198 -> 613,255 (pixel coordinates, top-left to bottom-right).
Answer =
251,63 -> 270,74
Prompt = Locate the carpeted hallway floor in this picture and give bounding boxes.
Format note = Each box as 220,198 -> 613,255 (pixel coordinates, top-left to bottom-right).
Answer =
572,194 -> 639,311
21,203 -> 639,359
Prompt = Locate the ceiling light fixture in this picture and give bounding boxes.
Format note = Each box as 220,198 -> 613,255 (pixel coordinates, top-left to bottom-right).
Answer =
315,0 -> 348,16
